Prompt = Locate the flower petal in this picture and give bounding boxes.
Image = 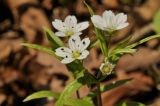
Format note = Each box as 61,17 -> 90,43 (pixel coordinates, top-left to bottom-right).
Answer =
55,32 -> 66,37
116,23 -> 129,30
77,50 -> 89,59
72,32 -> 82,37
64,15 -> 77,28
102,10 -> 115,20
115,13 -> 127,25
68,35 -> 81,51
79,37 -> 90,51
61,57 -> 75,64
55,47 -> 72,57
103,10 -> 116,31
91,15 -> 106,30
75,21 -> 89,32
99,63 -> 105,70
52,19 -> 65,32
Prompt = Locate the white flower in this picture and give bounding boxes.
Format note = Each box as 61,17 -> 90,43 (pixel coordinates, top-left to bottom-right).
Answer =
91,10 -> 129,32
100,61 -> 115,75
52,15 -> 89,37
55,35 -> 90,64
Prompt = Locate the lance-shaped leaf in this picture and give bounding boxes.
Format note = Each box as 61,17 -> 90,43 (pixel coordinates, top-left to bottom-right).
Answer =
83,0 -> 94,16
113,35 -> 132,50
83,72 -> 98,85
55,78 -> 85,106
23,90 -> 60,102
88,78 -> 132,97
116,101 -> 145,106
100,78 -> 132,92
43,27 -> 64,49
127,35 -> 160,49
22,43 -> 60,59
110,48 -> 136,56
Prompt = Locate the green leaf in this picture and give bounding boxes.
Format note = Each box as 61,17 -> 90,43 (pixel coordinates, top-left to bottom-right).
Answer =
100,78 -> 132,92
113,35 -> 132,50
83,72 -> 98,85
88,92 -> 98,97
66,60 -> 84,78
127,35 -> 160,49
22,43 -> 59,59
83,0 -> 94,16
23,90 -> 60,102
153,10 -> 160,33
99,71 -> 115,81
43,27 -> 64,49
82,96 -> 95,106
55,78 -> 85,106
116,101 -> 145,106
110,48 -> 136,55
64,98 -> 94,106
22,43 -> 60,59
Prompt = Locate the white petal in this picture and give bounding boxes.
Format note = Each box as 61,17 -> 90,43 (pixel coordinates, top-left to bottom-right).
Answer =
61,57 -> 75,64
91,15 -> 106,30
99,63 -> 105,70
75,21 -> 89,32
115,13 -> 127,25
55,32 -> 66,37
77,50 -> 89,59
102,10 -> 115,20
55,47 -> 72,57
64,15 -> 77,28
116,23 -> 129,30
79,37 -> 90,51
52,19 -> 65,32
68,35 -> 81,51
103,10 -> 116,30
72,32 -> 82,37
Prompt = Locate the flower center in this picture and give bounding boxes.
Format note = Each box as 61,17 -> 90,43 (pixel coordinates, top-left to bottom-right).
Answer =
66,31 -> 74,36
72,51 -> 80,58
101,63 -> 114,75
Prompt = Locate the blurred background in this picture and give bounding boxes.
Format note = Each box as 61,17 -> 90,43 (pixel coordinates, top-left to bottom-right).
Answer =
0,0 -> 160,106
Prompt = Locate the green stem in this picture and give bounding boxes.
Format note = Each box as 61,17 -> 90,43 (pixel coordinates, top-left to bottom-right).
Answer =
106,36 -> 111,57
76,90 -> 80,99
96,71 -> 102,106
96,82 -> 102,106
95,29 -> 108,57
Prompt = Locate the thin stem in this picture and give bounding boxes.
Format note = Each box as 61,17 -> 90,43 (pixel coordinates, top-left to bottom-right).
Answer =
76,90 -> 80,99
106,35 -> 111,57
96,82 -> 102,106
96,71 -> 103,106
